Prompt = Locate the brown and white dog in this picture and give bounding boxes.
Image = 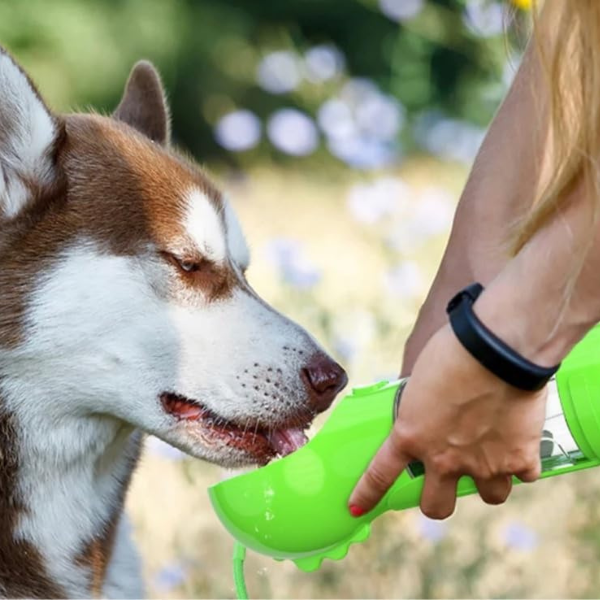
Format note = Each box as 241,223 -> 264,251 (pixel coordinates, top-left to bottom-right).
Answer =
0,48 -> 347,598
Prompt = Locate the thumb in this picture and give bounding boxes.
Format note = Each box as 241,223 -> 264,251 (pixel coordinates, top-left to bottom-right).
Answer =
348,431 -> 410,515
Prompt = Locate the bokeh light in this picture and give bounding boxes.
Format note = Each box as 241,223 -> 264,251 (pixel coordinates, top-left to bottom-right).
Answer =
214,110 -> 261,152
304,45 -> 345,83
267,108 -> 319,156
257,50 -> 302,95
379,0 -> 425,22
463,0 -> 505,38
264,238 -> 322,289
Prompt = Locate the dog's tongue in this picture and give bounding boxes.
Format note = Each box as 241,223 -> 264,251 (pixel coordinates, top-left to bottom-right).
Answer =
267,428 -> 309,457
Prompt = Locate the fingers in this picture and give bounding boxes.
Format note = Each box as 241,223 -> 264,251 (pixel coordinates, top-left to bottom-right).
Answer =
420,471 -> 459,519
422,473 -> 512,519
349,431 -> 410,515
474,475 -> 512,505
515,460 -> 541,483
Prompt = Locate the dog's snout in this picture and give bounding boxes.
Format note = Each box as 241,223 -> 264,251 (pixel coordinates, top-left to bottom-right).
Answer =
302,354 -> 348,413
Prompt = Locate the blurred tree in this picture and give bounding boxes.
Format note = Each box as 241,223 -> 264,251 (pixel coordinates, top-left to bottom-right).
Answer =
0,0 -> 527,167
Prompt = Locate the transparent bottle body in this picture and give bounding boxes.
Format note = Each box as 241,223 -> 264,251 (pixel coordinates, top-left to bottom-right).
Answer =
540,377 -> 585,471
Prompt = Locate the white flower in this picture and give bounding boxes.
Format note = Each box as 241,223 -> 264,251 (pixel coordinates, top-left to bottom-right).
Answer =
410,187 -> 455,236
304,45 -> 345,82
418,515 -> 448,542
355,92 -> 404,142
417,113 -> 486,164
264,238 -> 321,289
384,261 -> 424,298
463,0 -> 505,38
319,78 -> 405,169
257,51 -> 301,94
379,0 -> 424,22
267,108 -> 319,156
503,521 -> 539,551
214,110 -> 261,152
328,136 -> 398,169
346,177 -> 409,224
317,99 -> 356,140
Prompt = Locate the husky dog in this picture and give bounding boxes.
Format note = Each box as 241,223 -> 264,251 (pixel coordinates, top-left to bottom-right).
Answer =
0,48 -> 347,598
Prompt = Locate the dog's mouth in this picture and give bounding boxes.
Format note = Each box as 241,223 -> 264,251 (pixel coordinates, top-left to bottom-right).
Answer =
160,392 -> 310,464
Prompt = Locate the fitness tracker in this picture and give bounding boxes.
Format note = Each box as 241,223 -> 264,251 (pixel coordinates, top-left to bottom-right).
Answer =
446,283 -> 560,391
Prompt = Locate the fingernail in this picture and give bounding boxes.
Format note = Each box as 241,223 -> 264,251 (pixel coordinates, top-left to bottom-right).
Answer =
349,504 -> 367,518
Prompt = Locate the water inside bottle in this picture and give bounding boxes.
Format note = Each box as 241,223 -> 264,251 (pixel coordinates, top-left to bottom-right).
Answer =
540,378 -> 585,471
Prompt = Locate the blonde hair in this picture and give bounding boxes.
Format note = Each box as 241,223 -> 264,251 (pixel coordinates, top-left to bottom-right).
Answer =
513,1 -> 600,253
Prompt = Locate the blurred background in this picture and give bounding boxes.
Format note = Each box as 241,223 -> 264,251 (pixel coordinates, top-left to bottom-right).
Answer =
6,0 -> 600,598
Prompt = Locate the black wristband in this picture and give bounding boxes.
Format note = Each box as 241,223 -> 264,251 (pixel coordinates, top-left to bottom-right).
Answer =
446,283 -> 560,391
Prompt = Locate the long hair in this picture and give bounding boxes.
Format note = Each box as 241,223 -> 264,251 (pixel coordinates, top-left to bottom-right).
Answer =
512,1 -> 600,253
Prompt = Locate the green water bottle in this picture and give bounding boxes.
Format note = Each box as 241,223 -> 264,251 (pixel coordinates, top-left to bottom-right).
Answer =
209,324 -> 600,572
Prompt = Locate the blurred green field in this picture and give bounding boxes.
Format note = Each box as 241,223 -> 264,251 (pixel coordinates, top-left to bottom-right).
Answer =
128,163 -> 600,599
4,0 -> 600,597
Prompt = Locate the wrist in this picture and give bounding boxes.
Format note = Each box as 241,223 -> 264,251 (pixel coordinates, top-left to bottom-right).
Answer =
473,173 -> 600,367
447,283 -> 559,390
473,276 -> 592,368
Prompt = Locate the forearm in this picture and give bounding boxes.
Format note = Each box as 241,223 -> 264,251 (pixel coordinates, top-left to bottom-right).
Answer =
402,45 -> 548,374
475,179 -> 600,367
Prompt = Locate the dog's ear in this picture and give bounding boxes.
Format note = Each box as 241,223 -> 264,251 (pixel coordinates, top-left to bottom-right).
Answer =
0,48 -> 61,220
113,61 -> 170,146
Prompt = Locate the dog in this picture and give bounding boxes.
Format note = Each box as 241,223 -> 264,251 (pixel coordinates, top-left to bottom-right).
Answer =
0,47 -> 347,598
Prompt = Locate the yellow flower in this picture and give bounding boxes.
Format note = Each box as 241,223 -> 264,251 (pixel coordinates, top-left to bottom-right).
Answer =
511,0 -> 532,9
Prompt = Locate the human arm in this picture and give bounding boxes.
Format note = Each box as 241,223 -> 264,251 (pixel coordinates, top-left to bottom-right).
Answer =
402,46 -> 549,374
349,37 -> 600,518
349,178 -> 600,517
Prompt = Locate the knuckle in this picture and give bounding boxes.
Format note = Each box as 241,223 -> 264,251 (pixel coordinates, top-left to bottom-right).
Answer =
524,452 -> 541,470
388,427 -> 407,454
503,459 -> 523,474
429,453 -> 456,476
527,447 -> 542,464
473,459 -> 499,480
504,446 -> 536,475
475,465 -> 493,480
522,463 -> 541,482
364,465 -> 392,492
396,427 -> 417,452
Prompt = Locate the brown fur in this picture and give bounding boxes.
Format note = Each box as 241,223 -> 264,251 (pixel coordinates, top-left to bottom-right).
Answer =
0,113 -> 234,349
113,61 -> 170,146
0,52 -> 239,597
76,434 -> 142,598
0,402 -> 65,598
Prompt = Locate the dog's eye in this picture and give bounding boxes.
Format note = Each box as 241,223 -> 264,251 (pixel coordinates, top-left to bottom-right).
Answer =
178,259 -> 200,273
162,252 -> 203,274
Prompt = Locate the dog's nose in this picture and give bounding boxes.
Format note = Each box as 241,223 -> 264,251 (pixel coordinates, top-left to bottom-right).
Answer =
302,354 -> 348,413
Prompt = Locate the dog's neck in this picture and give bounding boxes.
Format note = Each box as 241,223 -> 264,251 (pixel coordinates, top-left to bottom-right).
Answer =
0,393 -> 141,599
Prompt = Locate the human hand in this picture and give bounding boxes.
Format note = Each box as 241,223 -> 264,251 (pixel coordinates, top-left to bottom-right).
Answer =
349,324 -> 547,519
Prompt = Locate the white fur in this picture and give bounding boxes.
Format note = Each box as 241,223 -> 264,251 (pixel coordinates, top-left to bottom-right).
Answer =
4,239 -> 319,459
0,49 -> 341,598
102,515 -> 145,599
0,244 -> 168,596
0,52 -> 56,218
185,190 -> 227,262
0,235 -> 325,595
223,198 -> 250,270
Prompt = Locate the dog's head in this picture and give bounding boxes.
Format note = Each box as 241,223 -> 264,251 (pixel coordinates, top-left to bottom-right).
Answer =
0,50 -> 347,467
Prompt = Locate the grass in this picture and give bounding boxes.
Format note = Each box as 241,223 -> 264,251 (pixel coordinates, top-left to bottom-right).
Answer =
126,159 -> 600,599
